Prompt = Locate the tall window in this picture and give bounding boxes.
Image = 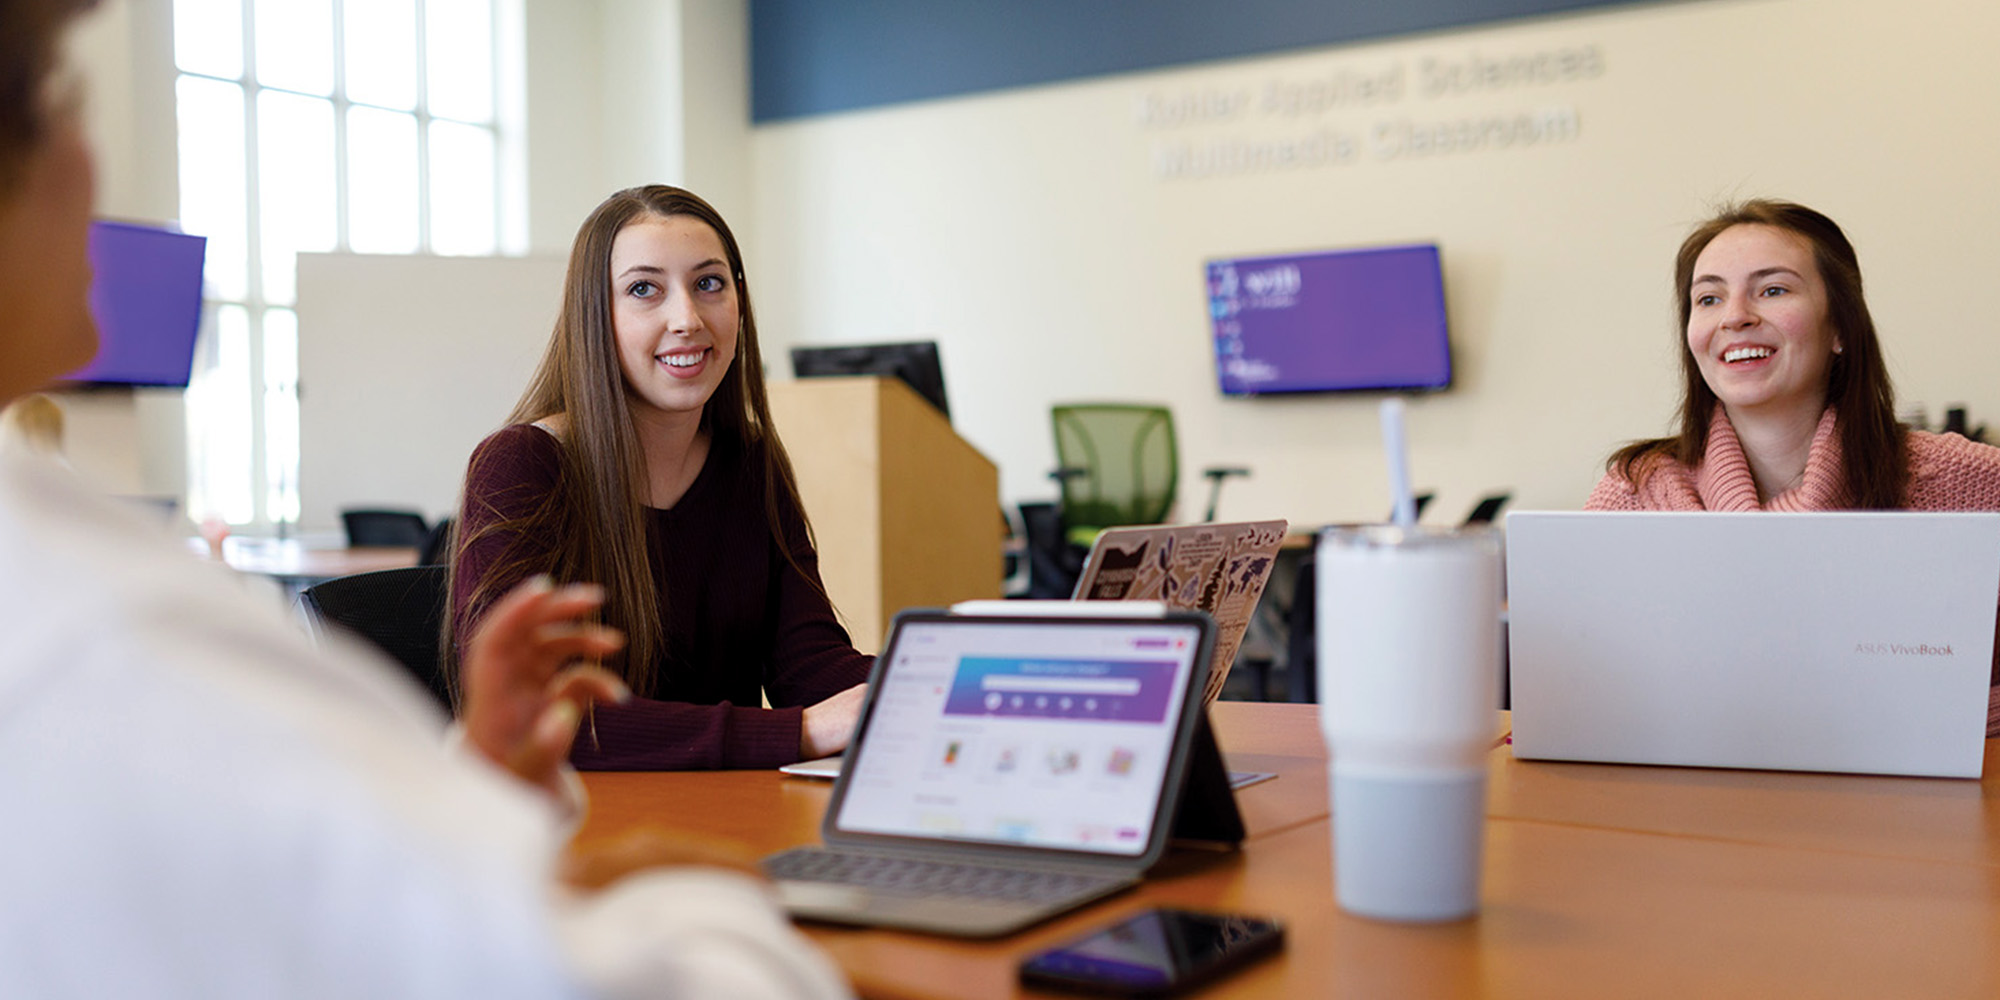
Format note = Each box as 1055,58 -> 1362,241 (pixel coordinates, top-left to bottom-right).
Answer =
173,0 -> 502,527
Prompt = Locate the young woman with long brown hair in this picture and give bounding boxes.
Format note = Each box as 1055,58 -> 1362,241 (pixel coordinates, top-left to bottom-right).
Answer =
1591,199 -> 2000,735
448,185 -> 870,769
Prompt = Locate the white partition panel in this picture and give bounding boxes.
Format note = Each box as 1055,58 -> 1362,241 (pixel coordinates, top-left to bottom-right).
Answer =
296,252 -> 567,533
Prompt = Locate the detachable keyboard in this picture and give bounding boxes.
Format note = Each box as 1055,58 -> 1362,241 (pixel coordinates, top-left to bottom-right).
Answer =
764,847 -> 1125,905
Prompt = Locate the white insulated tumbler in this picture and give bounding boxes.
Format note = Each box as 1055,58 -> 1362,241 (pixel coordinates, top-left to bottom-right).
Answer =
1317,524 -> 1501,922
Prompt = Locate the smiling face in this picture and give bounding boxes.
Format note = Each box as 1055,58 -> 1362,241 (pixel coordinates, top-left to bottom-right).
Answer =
607,213 -> 740,429
1684,223 -> 1840,423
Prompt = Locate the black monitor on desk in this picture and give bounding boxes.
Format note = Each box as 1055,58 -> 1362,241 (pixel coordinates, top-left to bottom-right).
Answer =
790,341 -> 948,421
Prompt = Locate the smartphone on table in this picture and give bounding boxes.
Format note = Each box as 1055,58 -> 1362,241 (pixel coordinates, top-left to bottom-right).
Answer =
1018,907 -> 1284,997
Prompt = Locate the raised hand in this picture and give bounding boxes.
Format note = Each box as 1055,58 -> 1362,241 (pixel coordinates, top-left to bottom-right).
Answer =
462,576 -> 629,798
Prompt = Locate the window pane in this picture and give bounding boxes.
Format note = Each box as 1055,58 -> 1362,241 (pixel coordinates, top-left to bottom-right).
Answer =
175,0 -> 244,78
346,107 -> 419,253
255,0 -> 334,95
176,76 -> 248,301
257,91 -> 336,303
263,308 -> 300,525
188,304 -> 255,525
426,0 -> 494,122
344,0 -> 418,110
428,120 -> 495,255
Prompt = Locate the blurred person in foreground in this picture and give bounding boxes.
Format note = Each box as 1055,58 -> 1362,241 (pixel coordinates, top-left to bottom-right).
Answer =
0,2 -> 849,997
0,391 -> 65,458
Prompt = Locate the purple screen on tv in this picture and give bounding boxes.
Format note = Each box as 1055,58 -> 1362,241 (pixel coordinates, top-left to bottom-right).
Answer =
63,221 -> 207,387
1208,243 -> 1450,395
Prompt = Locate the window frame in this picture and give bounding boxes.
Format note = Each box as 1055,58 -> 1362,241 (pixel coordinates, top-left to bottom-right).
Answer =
173,0 -> 508,530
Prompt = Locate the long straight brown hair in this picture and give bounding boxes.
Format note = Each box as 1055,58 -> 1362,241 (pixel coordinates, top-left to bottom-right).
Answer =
1610,199 -> 1908,508
446,185 -> 818,700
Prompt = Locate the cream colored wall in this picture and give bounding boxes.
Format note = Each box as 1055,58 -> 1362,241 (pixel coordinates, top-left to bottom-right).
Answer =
523,0 -> 606,254
54,0 -> 2000,527
675,0 -> 753,228
591,0 -> 752,218
749,0 -> 2000,526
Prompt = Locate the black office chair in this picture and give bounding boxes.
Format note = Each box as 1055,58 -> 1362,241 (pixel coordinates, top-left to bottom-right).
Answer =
1284,552 -> 1319,703
1201,467 -> 1250,522
1393,491 -> 1436,522
418,516 -> 456,565
1463,491 -> 1512,525
1016,501 -> 1086,599
340,508 -> 429,548
296,565 -> 452,711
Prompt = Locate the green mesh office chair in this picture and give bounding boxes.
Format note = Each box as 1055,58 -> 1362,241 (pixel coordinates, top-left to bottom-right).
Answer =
1050,404 -> 1180,548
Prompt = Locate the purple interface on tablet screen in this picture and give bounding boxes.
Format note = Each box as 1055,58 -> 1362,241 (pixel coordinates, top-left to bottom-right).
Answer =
942,657 -> 1179,723
1208,243 -> 1449,395
64,221 -> 208,388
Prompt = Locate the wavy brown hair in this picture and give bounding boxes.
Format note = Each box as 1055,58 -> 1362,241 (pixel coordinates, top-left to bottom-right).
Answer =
446,185 -> 818,702
1610,199 -> 1907,508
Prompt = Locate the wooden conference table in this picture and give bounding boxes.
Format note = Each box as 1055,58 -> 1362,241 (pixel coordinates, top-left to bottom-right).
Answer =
189,535 -> 419,587
576,703 -> 2000,999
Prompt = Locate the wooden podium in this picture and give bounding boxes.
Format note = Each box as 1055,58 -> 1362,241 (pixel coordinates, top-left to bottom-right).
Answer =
766,376 -> 1002,652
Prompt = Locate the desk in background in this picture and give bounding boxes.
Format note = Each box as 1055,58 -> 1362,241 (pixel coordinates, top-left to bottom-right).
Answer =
190,535 -> 418,592
578,703 -> 2000,999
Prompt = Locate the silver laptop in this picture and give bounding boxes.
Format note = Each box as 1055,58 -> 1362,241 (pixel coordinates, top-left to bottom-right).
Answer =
1507,511 -> 2000,779
765,604 -> 1218,937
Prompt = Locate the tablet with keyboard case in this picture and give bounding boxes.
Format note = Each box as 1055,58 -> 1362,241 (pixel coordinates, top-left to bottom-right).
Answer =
765,603 -> 1231,937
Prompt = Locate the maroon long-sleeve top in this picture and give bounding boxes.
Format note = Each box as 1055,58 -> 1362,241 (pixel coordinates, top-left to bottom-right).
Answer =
451,424 -> 873,769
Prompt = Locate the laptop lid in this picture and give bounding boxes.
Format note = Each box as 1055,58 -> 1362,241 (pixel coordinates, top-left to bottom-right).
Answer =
822,604 -> 1218,873
1070,520 -> 1287,704
1507,511 -> 2000,778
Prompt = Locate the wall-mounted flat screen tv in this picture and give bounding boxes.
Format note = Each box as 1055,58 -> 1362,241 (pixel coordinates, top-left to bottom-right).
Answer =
60,220 -> 208,388
791,340 -> 949,420
1208,242 -> 1450,395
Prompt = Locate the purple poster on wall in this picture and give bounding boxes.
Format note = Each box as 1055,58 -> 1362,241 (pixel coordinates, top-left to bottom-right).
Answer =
1208,243 -> 1450,396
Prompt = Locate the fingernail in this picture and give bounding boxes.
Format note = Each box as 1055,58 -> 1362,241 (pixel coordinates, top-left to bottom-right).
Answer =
539,699 -> 581,739
526,574 -> 554,594
610,678 -> 633,703
565,582 -> 605,602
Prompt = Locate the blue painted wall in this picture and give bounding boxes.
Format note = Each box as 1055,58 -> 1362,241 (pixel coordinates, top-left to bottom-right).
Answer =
750,0 -> 1652,122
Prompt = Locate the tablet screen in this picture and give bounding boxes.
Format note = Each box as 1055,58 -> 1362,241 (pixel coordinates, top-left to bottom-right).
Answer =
834,617 -> 1203,856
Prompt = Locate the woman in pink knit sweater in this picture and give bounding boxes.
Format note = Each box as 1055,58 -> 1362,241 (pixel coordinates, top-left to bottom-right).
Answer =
1587,200 -> 2000,735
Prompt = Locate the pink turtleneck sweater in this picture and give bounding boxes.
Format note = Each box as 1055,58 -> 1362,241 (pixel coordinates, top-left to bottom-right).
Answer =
1589,406 -> 2000,736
